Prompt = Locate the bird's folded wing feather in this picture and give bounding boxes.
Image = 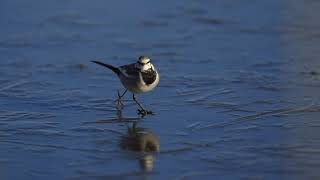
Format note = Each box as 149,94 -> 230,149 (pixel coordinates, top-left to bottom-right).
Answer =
119,64 -> 139,77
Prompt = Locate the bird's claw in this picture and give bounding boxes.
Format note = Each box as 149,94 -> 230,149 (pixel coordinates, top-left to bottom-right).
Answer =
116,99 -> 124,110
137,109 -> 153,116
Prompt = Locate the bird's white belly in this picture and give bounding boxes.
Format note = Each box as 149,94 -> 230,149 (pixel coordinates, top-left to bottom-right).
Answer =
120,73 -> 159,93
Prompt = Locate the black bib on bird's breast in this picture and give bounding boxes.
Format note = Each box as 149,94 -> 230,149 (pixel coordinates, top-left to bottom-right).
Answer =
141,69 -> 157,85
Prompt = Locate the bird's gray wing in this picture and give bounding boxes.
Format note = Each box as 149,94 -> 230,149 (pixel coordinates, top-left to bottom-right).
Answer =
119,63 -> 139,77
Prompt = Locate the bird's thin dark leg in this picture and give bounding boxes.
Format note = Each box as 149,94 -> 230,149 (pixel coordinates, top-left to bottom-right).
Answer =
116,89 -> 127,109
119,89 -> 128,98
132,94 -> 153,116
132,93 -> 145,110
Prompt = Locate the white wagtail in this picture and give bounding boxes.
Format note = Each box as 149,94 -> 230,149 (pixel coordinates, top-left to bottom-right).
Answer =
91,56 -> 159,115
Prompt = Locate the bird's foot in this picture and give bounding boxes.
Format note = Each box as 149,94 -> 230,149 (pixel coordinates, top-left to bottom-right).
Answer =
137,109 -> 154,116
116,99 -> 124,110
115,89 -> 127,110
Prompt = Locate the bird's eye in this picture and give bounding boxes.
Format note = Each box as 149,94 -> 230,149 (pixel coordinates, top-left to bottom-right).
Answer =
138,61 -> 150,65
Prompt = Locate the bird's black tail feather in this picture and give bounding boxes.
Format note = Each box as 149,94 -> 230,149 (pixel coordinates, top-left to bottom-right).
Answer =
91,61 -> 120,75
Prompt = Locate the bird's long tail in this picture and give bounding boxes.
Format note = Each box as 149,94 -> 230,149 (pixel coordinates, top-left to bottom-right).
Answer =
91,61 -> 120,75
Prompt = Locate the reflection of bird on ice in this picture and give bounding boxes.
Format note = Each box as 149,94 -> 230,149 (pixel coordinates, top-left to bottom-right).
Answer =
92,56 -> 160,116
120,122 -> 160,172
140,154 -> 155,172
121,126 -> 160,152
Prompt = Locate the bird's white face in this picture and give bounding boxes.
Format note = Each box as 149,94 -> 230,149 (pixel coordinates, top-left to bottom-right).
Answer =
136,57 -> 154,71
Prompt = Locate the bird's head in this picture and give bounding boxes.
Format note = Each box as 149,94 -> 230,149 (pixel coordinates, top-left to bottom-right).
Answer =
136,56 -> 154,71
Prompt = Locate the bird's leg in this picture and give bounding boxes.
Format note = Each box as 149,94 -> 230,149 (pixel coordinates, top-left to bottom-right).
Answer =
119,89 -> 128,98
132,93 -> 144,110
132,94 -> 153,116
116,89 -> 127,109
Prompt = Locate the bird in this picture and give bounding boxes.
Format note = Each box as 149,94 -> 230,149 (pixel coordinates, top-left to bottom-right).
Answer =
91,56 -> 160,115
